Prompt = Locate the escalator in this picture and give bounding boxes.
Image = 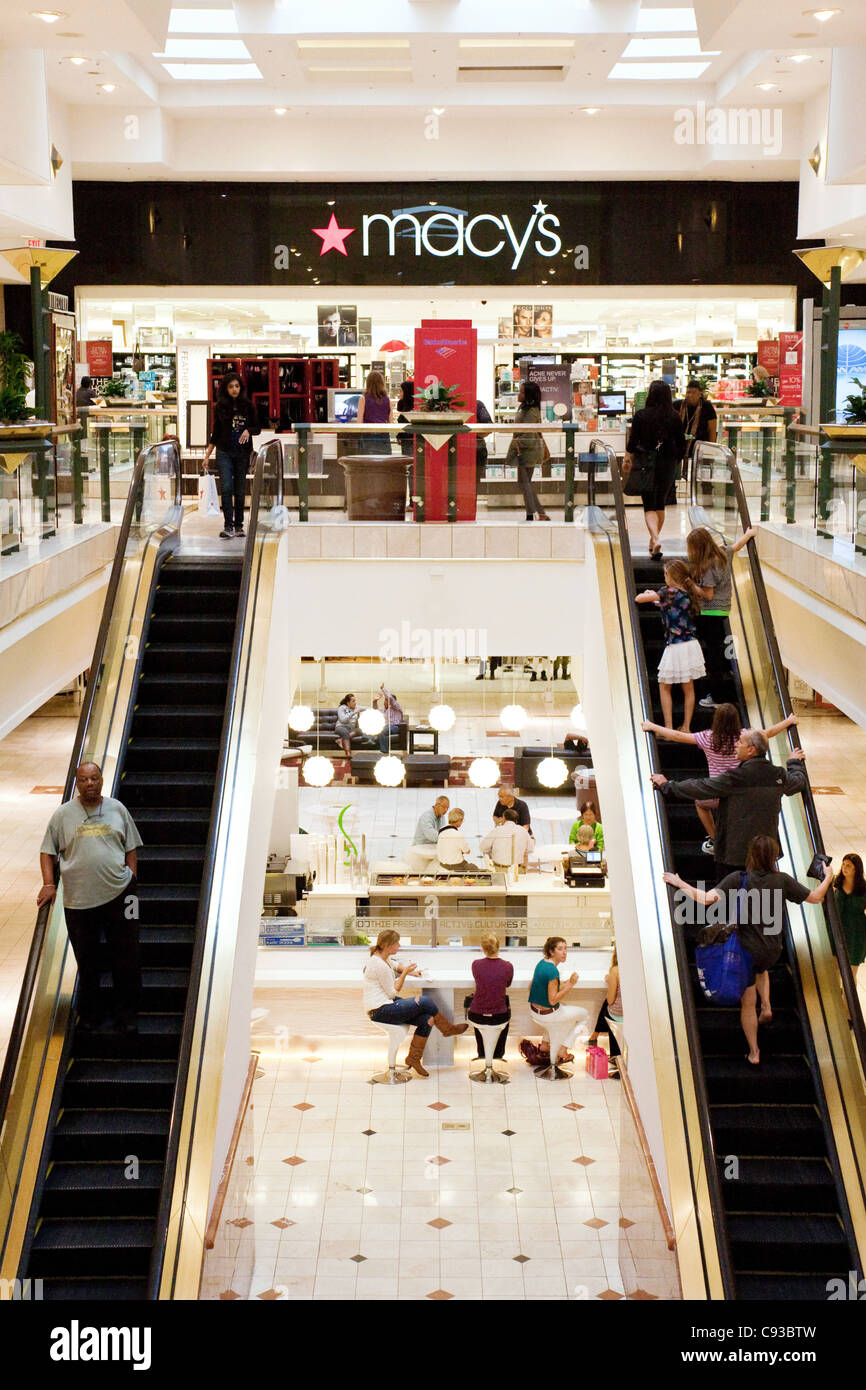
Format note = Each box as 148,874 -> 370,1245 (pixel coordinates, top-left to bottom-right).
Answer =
585,438 -> 866,1300
0,439 -> 286,1300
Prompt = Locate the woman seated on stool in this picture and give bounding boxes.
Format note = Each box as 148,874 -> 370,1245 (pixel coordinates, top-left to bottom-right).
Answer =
528,936 -> 589,1064
587,948 -> 622,1078
363,929 -> 467,1079
467,933 -> 514,1062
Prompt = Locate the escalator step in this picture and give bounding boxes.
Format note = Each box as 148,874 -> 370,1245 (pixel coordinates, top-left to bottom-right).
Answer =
120,772 -> 215,809
131,707 -> 225,740
147,615 -> 236,644
29,1219 -> 156,1277
53,1110 -> 169,1161
42,1161 -> 163,1218
135,673 -> 229,706
720,1156 -> 837,1214
160,560 -> 241,586
134,887 -> 200,925
704,1054 -> 813,1104
697,1006 -> 802,1051
153,585 -> 238,615
728,1213 -> 849,1274
41,1277 -> 149,1300
63,1060 -> 177,1109
135,846 -> 207,885
710,1104 -> 824,1156
736,1273 -> 848,1300
124,739 -> 220,775
128,808 -> 212,844
143,644 -> 232,675
75,1015 -> 183,1061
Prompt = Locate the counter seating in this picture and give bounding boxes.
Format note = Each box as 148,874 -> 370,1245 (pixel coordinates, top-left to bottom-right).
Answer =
513,746 -> 593,795
306,707 -> 408,752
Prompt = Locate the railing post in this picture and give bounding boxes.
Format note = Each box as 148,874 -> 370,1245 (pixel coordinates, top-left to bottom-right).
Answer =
447,431 -> 457,523
783,412 -> 797,525
296,423 -> 309,523
98,427 -> 111,523
760,423 -> 773,522
564,425 -> 576,521
414,428 -> 425,524
72,429 -> 84,524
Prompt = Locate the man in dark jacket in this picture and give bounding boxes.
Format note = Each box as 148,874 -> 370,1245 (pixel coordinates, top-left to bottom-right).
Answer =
651,730 -> 807,880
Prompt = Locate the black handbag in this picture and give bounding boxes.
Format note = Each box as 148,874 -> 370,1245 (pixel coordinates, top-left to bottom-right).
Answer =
623,444 -> 658,496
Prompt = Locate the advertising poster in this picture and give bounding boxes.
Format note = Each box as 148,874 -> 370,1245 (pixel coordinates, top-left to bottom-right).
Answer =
778,330 -> 803,408
498,316 -> 514,340
512,305 -> 553,339
317,304 -> 358,347
513,304 -> 534,339
357,316 -> 372,348
525,362 -> 573,423
757,338 -> 780,395
533,305 -> 553,339
836,325 -> 866,419
85,340 -> 114,377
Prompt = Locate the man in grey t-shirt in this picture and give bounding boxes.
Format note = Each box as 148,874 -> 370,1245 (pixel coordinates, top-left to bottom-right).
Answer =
39,762 -> 143,1032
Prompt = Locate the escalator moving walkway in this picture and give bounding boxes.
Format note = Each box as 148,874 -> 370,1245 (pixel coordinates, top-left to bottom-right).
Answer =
21,554 -> 242,1300
634,556 -> 854,1300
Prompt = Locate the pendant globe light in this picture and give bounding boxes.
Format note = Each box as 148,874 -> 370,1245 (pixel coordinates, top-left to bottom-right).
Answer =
537,756 -> 569,789
288,704 -> 315,732
374,754 -> 405,787
500,703 -> 527,731
303,754 -> 334,787
358,706 -> 385,737
468,756 -> 500,789
428,702 -> 455,732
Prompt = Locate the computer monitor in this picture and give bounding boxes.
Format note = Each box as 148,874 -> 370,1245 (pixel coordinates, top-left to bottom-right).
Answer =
585,849 -> 602,863
328,388 -> 362,423
598,391 -> 627,415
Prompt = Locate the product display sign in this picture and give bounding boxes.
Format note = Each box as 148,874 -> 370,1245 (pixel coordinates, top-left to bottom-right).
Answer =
85,340 -> 113,376
757,338 -> 781,395
358,316 -> 372,348
525,362 -> 573,423
778,330 -> 803,407
413,318 -> 477,522
317,303 -> 357,347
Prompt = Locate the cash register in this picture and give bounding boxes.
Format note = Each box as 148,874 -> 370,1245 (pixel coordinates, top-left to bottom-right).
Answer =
562,847 -> 607,888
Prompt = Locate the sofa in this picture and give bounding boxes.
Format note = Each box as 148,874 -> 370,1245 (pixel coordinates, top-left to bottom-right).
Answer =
350,752 -> 451,786
512,745 -> 593,796
297,707 -> 408,752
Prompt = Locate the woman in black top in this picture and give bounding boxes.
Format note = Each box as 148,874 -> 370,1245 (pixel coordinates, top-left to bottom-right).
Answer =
396,380 -> 415,457
203,372 -> 260,539
624,380 -> 687,560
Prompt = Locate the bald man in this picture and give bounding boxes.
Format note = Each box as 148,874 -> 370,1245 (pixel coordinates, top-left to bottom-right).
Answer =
39,762 -> 143,1033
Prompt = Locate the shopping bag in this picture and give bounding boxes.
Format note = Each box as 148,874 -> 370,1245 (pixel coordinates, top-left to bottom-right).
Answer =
695,873 -> 754,1005
198,472 -> 220,517
585,1045 -> 609,1079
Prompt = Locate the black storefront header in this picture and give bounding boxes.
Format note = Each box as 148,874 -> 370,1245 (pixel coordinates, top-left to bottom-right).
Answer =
48,179 -> 819,295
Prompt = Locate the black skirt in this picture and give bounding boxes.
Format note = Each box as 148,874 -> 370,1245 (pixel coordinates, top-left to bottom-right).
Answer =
641,456 -> 679,512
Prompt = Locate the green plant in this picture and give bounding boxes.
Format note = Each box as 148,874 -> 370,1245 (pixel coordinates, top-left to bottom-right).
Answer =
0,331 -> 33,423
745,377 -> 772,398
101,377 -> 128,399
842,377 -> 866,425
420,380 -> 465,412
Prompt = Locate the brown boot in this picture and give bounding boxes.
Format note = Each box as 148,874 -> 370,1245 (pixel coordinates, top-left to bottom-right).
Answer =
404,1033 -> 430,1077
431,1012 -> 468,1038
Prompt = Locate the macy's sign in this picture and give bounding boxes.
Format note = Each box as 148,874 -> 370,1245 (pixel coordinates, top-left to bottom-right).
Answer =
274,201 -> 589,272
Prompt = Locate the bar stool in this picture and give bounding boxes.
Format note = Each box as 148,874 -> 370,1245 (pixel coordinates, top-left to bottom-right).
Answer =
369,1022 -> 411,1085
469,1020 -> 509,1085
530,1007 -> 580,1080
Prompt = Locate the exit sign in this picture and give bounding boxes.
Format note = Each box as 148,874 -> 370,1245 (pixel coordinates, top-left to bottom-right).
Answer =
26,238 -> 45,249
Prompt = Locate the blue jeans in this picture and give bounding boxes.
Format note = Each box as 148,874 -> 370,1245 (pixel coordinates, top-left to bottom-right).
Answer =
370,994 -> 438,1037
216,448 -> 248,530
378,726 -> 400,753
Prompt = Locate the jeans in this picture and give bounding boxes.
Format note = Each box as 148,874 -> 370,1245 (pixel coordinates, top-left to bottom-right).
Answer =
696,613 -> 730,696
593,1001 -> 621,1058
64,877 -> 141,1025
378,726 -> 400,753
467,1005 -> 510,1059
369,994 -> 439,1037
216,448 -> 248,530
518,463 -> 545,518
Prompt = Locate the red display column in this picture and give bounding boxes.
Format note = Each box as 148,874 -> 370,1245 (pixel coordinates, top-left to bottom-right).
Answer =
413,319 -> 477,521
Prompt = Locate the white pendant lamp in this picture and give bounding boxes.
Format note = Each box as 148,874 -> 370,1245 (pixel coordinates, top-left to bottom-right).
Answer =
358,707 -> 385,737
537,756 -> 569,789
288,704 -> 315,732
468,757 -> 500,789
570,702 -> 587,730
428,702 -> 455,732
302,754 -> 334,787
499,703 -> 527,732
374,755 -> 405,787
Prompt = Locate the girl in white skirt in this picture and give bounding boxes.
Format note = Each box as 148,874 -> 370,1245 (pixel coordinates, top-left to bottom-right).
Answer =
636,560 -> 706,731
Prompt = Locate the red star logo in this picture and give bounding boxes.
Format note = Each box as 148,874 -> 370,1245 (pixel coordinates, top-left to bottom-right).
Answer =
312,213 -> 355,256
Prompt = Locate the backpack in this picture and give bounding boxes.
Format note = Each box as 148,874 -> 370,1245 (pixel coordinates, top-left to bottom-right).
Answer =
694,872 -> 754,1005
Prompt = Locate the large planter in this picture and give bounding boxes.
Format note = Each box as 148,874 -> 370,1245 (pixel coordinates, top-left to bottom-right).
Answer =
339,454 -> 409,521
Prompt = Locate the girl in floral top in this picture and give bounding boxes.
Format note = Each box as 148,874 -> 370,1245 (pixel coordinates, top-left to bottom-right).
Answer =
636,560 -> 706,731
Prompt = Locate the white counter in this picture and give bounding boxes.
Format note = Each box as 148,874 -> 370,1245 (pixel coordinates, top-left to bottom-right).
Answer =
255,944 -> 612,990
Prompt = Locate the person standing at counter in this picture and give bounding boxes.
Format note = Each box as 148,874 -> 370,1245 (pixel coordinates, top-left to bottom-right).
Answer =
356,369 -> 392,455
202,371 -> 260,540
528,937 -> 589,1065
468,934 -> 513,1062
363,929 -> 467,1078
675,380 -> 717,483
493,784 -> 531,829
406,795 -> 450,870
480,809 -> 534,869
570,802 -> 603,852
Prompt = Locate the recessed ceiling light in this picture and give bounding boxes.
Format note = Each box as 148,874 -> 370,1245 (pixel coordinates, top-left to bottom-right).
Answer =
756,82 -> 776,90
326,199 -> 335,205
790,53 -> 813,61
98,83 -> 118,93
31,10 -> 66,21
458,37 -> 574,48
274,106 -> 287,114
432,106 -> 445,114
805,8 -> 840,19
581,106 -> 600,114
66,55 -> 86,64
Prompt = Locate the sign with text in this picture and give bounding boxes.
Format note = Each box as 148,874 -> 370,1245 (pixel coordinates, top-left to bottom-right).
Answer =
85,340 -> 113,377
778,331 -> 803,407
413,319 -> 477,522
524,363 -> 574,423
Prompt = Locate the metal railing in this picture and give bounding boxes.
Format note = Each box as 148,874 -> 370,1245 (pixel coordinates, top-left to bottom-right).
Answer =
0,425 -> 116,560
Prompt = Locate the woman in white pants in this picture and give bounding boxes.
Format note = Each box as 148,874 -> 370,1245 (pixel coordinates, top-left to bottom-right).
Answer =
528,936 -> 588,1063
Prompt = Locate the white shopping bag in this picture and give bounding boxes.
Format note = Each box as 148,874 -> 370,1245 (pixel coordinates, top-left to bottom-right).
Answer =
198,472 -> 220,517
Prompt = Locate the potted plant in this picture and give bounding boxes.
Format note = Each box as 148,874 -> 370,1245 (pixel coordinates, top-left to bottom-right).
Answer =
0,331 -> 34,426
842,377 -> 866,425
420,381 -> 465,412
101,377 -> 128,400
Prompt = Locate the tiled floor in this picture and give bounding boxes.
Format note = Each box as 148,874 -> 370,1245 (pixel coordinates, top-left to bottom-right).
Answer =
200,1039 -> 680,1303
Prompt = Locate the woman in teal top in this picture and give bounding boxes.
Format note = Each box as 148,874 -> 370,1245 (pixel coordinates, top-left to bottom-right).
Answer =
835,853 -> 866,975
569,802 -> 604,852
528,936 -> 589,1064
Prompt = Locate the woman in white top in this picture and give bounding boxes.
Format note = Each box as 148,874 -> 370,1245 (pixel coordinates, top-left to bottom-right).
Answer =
363,929 -> 467,1078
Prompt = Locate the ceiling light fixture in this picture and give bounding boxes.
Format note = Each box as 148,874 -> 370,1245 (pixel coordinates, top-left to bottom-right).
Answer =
790,53 -> 812,61
288,705 -> 315,732
756,82 -> 776,90
808,143 -> 822,176
31,11 -> 66,22
302,755 -> 334,787
432,106 -> 445,114
358,708 -> 385,738
536,757 -> 569,789
499,704 -> 527,732
373,755 -> 405,787
805,8 -> 840,19
428,704 -> 456,732
468,757 -> 500,789
274,106 -> 287,114
65,55 -> 86,64
98,83 -> 118,92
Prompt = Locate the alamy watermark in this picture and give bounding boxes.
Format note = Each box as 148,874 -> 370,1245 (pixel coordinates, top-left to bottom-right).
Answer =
378,621 -> 488,662
674,102 -> 783,158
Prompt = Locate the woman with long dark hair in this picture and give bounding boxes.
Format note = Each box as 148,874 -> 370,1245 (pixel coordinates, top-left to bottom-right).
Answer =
202,372 -> 260,539
834,853 -> 866,982
506,379 -> 550,522
356,369 -> 392,455
624,379 -> 686,559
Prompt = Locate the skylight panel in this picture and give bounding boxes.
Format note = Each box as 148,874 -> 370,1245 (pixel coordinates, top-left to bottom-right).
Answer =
161,62 -> 262,79
609,61 -> 711,79
622,37 -> 718,57
156,38 -> 251,58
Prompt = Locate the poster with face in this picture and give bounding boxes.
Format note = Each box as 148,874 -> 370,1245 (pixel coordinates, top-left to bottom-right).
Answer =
358,316 -> 372,348
318,304 -> 358,347
498,316 -> 514,340
513,304 -> 534,339
533,305 -> 553,339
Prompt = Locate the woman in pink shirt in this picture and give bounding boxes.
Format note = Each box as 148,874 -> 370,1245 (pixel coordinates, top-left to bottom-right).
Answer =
468,933 -> 514,1061
642,703 -> 797,856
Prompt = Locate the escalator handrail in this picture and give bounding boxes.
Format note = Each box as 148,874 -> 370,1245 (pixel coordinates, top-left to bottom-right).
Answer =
690,439 -> 866,1077
147,437 -> 283,1298
0,441 -> 183,1128
587,438 -> 738,1297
